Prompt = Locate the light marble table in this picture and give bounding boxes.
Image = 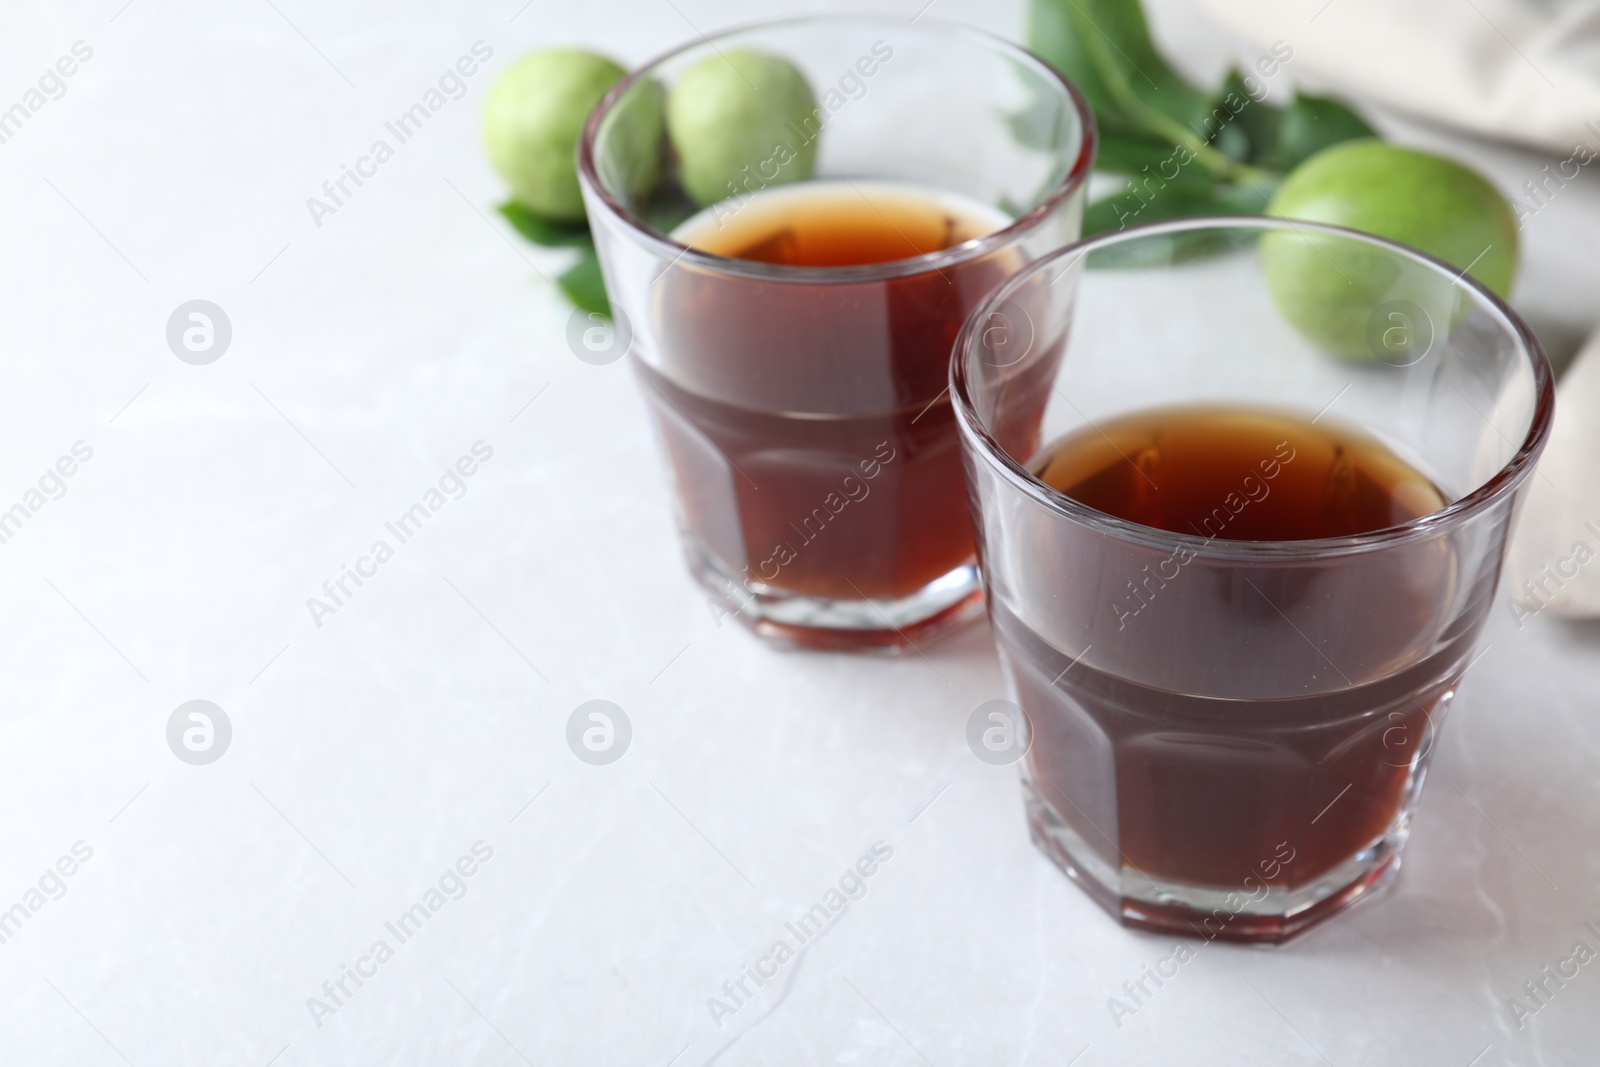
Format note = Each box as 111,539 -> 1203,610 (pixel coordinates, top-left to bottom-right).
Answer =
0,0 -> 1595,1064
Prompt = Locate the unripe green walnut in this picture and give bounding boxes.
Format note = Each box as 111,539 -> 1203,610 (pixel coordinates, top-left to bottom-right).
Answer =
484,49 -> 647,220
1263,139 -> 1518,360
666,49 -> 818,206
595,77 -> 667,207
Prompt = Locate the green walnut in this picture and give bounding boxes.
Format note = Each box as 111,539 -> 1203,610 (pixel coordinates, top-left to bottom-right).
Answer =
666,49 -> 818,207
595,77 -> 667,207
1262,139 -> 1518,360
484,49 -> 635,221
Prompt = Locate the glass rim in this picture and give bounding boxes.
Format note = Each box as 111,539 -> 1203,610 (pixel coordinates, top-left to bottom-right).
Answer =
950,214 -> 1556,560
575,13 -> 1098,285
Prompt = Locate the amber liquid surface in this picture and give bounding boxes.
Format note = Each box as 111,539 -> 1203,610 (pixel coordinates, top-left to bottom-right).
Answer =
680,181 -> 997,266
1012,404 -> 1463,894
1035,404 -> 1446,539
642,181 -> 1014,602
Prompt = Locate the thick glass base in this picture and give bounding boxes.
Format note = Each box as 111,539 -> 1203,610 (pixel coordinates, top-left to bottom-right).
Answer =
1023,776 -> 1406,944
686,537 -> 985,653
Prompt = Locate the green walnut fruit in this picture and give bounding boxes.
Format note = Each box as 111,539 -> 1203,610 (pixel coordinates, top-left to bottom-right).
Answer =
1262,139 -> 1518,360
483,49 -> 631,221
594,77 -> 667,207
666,49 -> 818,207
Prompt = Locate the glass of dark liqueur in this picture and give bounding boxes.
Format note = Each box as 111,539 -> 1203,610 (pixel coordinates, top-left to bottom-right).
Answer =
952,217 -> 1553,943
578,16 -> 1095,651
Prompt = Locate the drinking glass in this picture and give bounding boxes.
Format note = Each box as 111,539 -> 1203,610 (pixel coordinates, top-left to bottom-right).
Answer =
953,217 -> 1553,942
579,15 -> 1094,651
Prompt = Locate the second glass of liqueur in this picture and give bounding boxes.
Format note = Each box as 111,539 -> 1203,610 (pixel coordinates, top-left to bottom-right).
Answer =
580,16 -> 1094,650
953,218 -> 1553,942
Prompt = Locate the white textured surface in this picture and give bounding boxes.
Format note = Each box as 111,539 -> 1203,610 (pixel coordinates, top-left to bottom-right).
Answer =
0,1 -> 1596,1065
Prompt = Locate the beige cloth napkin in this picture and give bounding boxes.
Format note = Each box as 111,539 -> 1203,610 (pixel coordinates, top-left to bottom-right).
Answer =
1198,0 -> 1600,155
1506,331 -> 1600,621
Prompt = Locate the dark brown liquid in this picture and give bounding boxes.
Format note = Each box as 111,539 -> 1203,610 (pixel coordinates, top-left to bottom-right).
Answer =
1035,404 -> 1445,540
1013,405 -> 1466,897
640,182 -> 1016,605
682,181 -> 997,267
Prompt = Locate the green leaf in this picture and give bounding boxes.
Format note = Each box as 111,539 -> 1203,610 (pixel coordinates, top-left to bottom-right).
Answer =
1020,0 -> 1379,251
1026,0 -> 1212,139
1094,130 -> 1189,175
1272,94 -> 1378,170
1088,225 -> 1260,268
1217,68 -> 1283,166
1084,177 -> 1275,236
639,181 -> 699,237
558,245 -> 610,317
1086,178 -> 1272,265
498,201 -> 593,247
1207,110 -> 1253,163
1093,156 -> 1220,206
